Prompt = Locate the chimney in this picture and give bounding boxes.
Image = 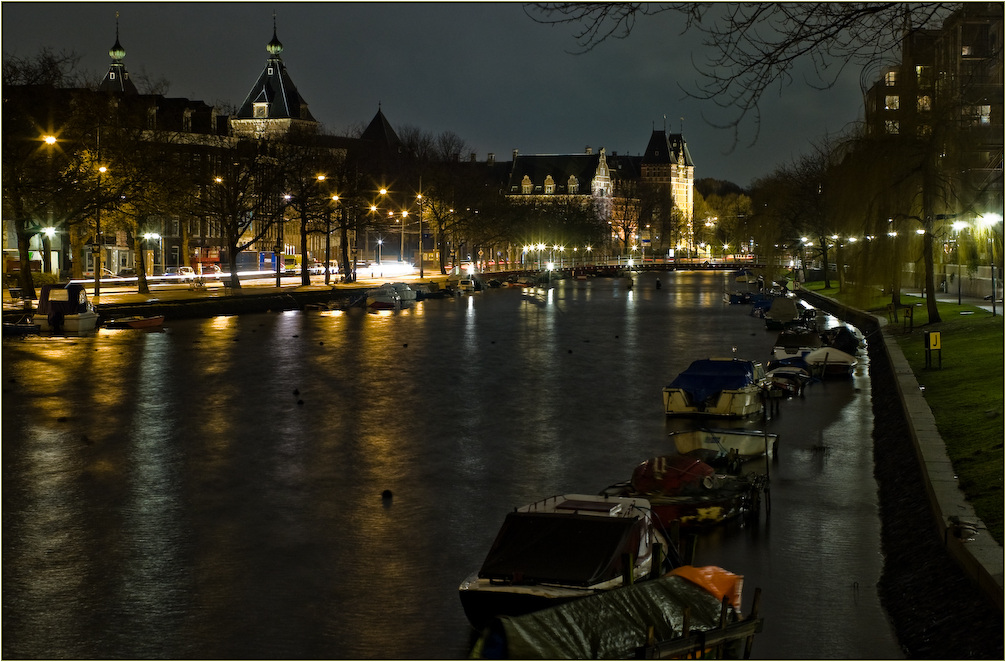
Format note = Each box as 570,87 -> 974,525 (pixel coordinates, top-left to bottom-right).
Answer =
488,153 -> 495,165
585,145 -> 593,154
512,148 -> 519,159
470,152 -> 477,162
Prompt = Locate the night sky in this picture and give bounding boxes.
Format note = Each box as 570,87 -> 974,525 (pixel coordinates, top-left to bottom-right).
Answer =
2,2 -> 867,187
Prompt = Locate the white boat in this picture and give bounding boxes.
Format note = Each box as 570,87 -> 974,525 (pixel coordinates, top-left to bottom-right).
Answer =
34,283 -> 98,334
771,328 -> 822,361
458,493 -> 676,629
663,358 -> 769,418
365,286 -> 401,309
388,282 -> 416,301
670,427 -> 778,466
802,346 -> 858,378
764,297 -> 800,329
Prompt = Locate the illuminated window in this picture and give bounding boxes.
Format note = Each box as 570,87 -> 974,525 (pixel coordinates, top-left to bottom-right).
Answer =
962,45 -> 972,56
254,102 -> 268,118
917,95 -> 932,112
915,65 -> 932,87
884,70 -> 898,86
965,105 -> 992,126
568,175 -> 579,194
544,175 -> 555,194
521,175 -> 532,194
885,120 -> 900,134
885,95 -> 900,110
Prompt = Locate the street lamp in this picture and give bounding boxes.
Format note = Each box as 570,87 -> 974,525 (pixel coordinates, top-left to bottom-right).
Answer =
93,165 -> 108,298
377,237 -> 383,265
143,232 -> 161,277
416,191 -> 424,278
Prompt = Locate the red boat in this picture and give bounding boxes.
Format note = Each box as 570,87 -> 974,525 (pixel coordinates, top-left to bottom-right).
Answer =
601,454 -> 767,528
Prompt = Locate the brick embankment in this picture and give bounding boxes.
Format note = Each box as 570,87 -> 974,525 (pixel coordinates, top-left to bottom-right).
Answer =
798,289 -> 1004,659
92,287 -> 367,321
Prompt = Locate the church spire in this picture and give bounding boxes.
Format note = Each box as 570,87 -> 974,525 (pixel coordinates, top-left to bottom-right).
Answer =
97,12 -> 138,95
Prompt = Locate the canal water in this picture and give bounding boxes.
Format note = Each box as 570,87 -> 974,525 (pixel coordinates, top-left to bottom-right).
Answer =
2,271 -> 904,659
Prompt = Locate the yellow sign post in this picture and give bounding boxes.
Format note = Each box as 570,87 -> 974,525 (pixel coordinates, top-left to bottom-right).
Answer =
924,331 -> 942,368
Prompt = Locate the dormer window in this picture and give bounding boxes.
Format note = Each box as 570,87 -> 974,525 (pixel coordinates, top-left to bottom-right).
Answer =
521,175 -> 532,194
568,175 -> 579,194
254,102 -> 269,118
544,175 -> 555,194
109,72 -> 116,80
267,67 -> 274,75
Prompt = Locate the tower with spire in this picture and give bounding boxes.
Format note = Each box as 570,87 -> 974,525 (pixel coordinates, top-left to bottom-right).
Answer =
231,16 -> 318,139
641,126 -> 695,248
97,14 -> 138,95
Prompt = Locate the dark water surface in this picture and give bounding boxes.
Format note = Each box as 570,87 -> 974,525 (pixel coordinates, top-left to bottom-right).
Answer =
3,271 -> 903,659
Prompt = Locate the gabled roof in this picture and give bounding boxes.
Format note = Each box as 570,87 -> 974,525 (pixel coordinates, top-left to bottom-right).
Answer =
235,28 -> 316,122
641,130 -> 694,167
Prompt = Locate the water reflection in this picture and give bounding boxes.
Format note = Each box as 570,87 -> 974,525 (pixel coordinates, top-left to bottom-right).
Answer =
3,272 -> 900,659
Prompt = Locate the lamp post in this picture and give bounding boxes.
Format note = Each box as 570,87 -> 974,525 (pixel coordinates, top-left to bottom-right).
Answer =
277,194 -> 291,288
142,232 -> 161,278
93,165 -> 108,298
377,237 -> 383,265
327,194 -> 338,286
417,191 -> 424,278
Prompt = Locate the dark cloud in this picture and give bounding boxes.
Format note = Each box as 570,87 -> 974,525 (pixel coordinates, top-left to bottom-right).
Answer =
2,2 -> 865,187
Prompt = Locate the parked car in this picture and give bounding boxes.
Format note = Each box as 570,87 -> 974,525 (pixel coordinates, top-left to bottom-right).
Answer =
308,261 -> 325,275
117,267 -> 137,278
200,264 -> 223,280
176,266 -> 196,282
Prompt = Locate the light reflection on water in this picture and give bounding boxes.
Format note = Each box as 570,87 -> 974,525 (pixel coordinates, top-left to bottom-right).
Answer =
2,272 -> 900,659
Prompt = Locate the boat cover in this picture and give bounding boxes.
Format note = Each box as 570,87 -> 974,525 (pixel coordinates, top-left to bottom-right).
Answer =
474,567 -> 743,659
666,359 -> 758,404
478,511 -> 645,587
631,455 -> 714,495
36,283 -> 90,315
765,297 -> 798,320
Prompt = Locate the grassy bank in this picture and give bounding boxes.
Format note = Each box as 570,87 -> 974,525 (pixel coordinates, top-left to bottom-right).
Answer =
803,282 -> 1004,544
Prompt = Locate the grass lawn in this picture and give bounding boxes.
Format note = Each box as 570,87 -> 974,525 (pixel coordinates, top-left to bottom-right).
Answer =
803,282 -> 1004,545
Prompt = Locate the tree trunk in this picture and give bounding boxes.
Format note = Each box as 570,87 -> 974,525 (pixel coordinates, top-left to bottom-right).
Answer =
135,234 -> 150,295
339,208 -> 350,281
16,227 -> 36,301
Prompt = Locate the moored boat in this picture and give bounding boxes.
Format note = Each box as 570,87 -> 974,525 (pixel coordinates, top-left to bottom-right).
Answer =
763,296 -> 800,330
771,328 -> 822,361
670,427 -> 778,467
365,286 -> 401,309
388,282 -> 417,301
104,315 -> 165,329
663,358 -> 768,418
766,363 -> 812,397
471,566 -> 761,660
458,493 -> 678,629
600,454 -> 768,528
801,346 -> 858,378
35,283 -> 98,334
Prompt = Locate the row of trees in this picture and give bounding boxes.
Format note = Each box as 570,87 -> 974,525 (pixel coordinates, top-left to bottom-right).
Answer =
3,50 -> 622,299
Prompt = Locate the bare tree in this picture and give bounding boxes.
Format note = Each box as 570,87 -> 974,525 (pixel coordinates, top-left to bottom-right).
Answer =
528,3 -> 955,145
